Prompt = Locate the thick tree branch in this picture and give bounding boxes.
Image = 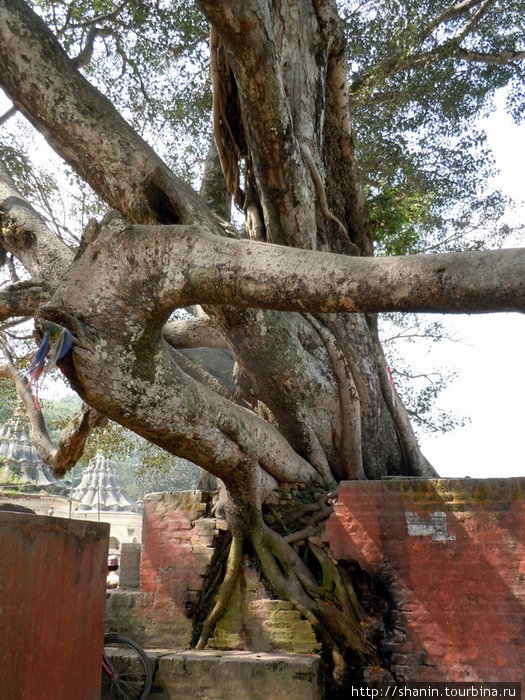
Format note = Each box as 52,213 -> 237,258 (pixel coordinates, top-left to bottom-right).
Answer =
0,105 -> 17,125
0,280 -> 55,321
455,0 -> 496,42
38,218 -> 521,487
0,349 -> 106,476
457,48 -> 525,64
179,236 -> 525,314
163,315 -> 230,350
0,0 -> 218,231
348,0 -> 520,97
37,296 -> 321,489
65,223 -> 524,315
202,0 -> 320,248
72,25 -> 112,68
0,159 -> 72,280
425,0 -> 485,30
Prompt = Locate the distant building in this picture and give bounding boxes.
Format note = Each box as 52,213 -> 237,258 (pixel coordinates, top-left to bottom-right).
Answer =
0,407 -> 142,547
72,453 -> 142,548
0,403 -> 68,496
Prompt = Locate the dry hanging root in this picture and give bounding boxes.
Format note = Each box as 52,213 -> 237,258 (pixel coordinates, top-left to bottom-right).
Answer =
300,142 -> 360,255
192,486 -> 389,692
210,27 -> 245,209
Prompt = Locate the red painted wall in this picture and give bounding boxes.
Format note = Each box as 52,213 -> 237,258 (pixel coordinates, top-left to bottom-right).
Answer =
138,491 -> 211,646
324,478 -> 525,683
0,511 -> 109,699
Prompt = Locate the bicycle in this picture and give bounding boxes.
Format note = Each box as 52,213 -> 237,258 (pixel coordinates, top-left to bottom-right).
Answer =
101,633 -> 153,699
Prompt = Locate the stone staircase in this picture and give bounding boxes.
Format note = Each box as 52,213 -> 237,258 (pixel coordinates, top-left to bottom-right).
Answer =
106,492 -> 323,698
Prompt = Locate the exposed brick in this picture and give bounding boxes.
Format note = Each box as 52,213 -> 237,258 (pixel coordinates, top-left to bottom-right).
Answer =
130,491 -> 216,647
252,599 -> 294,613
273,609 -> 303,622
324,477 -> 525,683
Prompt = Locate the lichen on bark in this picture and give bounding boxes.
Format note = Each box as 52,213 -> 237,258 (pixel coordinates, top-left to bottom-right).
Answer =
0,0 -> 523,692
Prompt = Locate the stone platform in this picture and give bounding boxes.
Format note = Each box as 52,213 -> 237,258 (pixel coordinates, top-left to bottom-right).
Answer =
144,649 -> 322,699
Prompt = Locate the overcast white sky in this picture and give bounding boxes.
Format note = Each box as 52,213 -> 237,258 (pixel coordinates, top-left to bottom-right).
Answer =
418,312 -> 524,478
418,94 -> 525,479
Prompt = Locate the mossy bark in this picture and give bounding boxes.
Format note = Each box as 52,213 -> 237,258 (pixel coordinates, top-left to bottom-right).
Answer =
0,0 -> 523,691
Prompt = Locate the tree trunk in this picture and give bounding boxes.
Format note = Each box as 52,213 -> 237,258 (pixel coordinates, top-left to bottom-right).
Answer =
199,0 -> 436,483
1,0 -> 523,690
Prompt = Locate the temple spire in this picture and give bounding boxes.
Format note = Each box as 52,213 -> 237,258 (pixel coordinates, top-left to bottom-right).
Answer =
72,453 -> 137,512
0,403 -> 67,494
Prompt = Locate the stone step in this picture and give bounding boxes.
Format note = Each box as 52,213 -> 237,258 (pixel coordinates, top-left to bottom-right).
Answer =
207,597 -> 320,654
143,649 -> 322,700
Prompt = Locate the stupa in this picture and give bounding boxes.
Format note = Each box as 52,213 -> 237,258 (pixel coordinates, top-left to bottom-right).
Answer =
0,403 -> 68,495
72,452 -> 138,512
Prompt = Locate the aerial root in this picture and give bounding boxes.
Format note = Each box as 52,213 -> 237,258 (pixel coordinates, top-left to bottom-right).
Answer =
196,533 -> 243,649
195,490 -> 377,689
253,524 -> 376,667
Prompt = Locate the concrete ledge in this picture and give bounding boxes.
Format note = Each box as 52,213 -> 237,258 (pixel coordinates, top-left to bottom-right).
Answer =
148,649 -> 322,700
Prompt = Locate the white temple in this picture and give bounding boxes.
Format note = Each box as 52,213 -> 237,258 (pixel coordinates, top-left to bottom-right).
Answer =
71,453 -> 142,546
0,404 -> 68,495
72,452 -> 137,512
0,409 -> 142,546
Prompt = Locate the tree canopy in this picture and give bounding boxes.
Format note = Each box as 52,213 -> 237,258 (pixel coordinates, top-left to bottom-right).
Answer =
0,0 -> 524,689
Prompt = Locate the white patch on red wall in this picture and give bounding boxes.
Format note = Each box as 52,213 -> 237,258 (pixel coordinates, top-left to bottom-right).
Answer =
404,511 -> 456,541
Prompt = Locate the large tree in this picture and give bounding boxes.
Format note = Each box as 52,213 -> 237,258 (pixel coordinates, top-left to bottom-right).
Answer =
0,0 -> 524,689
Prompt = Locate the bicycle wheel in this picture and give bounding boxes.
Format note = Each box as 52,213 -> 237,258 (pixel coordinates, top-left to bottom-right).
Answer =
101,633 -> 153,700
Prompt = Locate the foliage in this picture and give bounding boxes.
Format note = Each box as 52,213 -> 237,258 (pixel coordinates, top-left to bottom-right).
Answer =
342,0 -> 523,254
380,313 -> 470,434
1,0 -> 520,265
0,139 -> 93,247
368,186 -> 436,256
135,454 -> 202,499
0,468 -> 24,485
0,381 -> 201,496
0,378 -> 17,423
38,394 -> 201,496
6,0 -> 518,248
30,0 -> 212,185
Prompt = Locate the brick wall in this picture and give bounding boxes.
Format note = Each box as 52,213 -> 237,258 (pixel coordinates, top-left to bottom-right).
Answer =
324,478 -> 525,683
106,491 -> 225,648
107,490 -> 320,654
128,490 -> 212,647
108,480 -> 524,684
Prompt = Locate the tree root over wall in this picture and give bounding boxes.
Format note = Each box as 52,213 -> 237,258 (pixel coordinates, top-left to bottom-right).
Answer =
191,487 -> 396,697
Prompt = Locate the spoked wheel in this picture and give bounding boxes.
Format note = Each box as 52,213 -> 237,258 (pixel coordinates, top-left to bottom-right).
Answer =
101,633 -> 153,700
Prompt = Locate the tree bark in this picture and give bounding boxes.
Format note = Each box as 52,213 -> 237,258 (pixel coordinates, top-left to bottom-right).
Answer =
0,0 -> 523,687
